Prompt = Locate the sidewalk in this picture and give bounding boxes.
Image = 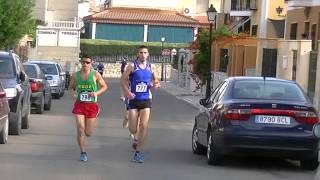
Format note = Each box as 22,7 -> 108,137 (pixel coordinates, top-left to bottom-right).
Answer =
161,81 -> 203,109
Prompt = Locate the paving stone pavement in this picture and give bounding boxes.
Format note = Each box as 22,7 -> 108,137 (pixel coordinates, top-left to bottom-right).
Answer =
161,81 -> 204,109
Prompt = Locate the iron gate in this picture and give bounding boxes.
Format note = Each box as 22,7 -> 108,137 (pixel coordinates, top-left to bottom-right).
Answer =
262,48 -> 277,77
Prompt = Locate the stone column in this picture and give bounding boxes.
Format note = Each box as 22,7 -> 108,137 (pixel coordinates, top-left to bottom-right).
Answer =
314,41 -> 320,114
92,23 -> 96,39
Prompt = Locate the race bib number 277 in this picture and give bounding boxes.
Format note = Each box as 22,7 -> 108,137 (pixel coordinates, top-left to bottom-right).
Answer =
135,82 -> 148,92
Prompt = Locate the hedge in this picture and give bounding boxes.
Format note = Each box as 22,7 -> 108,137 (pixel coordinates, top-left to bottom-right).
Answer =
80,39 -> 187,56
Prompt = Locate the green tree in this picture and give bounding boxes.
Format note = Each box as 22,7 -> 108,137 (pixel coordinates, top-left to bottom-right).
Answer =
193,25 -> 232,81
0,0 -> 36,49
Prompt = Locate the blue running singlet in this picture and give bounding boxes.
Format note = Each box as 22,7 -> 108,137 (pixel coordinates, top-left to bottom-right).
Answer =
129,60 -> 153,101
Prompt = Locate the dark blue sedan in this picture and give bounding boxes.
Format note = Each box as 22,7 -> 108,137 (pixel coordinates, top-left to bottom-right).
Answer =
192,77 -> 319,170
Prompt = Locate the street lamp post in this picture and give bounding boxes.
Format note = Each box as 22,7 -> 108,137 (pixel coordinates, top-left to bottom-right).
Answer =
205,4 -> 217,99
161,37 -> 165,81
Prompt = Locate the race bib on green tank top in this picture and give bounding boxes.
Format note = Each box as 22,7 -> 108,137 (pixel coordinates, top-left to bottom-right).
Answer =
79,92 -> 93,102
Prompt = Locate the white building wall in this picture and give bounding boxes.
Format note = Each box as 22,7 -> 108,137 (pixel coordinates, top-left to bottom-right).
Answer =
58,31 -> 79,47
37,30 -> 58,46
78,2 -> 91,19
33,0 -> 48,22
277,40 -> 312,92
111,0 -> 214,15
46,0 -> 78,21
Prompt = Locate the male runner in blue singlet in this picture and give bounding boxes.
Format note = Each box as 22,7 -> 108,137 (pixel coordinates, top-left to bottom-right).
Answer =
120,45 -> 160,163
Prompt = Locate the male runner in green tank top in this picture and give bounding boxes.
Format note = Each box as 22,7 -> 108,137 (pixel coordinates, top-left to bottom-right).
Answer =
69,55 -> 108,162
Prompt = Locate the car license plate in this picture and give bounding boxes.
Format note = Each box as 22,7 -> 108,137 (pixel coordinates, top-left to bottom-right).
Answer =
255,115 -> 290,125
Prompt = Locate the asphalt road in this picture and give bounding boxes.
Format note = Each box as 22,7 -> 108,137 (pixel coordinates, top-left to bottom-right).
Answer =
0,79 -> 317,180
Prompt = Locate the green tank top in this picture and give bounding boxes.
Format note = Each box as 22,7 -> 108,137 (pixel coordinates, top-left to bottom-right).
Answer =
76,69 -> 97,102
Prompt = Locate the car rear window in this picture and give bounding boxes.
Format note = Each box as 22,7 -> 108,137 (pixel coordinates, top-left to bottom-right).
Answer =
36,64 -> 58,75
0,58 -> 15,78
23,65 -> 37,78
232,80 -> 306,101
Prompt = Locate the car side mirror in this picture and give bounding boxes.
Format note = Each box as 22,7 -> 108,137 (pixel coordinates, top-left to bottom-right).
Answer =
19,72 -> 26,81
199,98 -> 208,106
60,72 -> 66,76
313,123 -> 320,138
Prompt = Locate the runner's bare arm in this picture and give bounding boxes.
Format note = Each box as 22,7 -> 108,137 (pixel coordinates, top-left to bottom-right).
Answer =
93,71 -> 108,96
120,63 -> 134,99
151,65 -> 160,89
69,72 -> 77,99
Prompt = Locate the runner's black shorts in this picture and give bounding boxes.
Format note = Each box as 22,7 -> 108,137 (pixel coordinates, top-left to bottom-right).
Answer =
128,99 -> 152,110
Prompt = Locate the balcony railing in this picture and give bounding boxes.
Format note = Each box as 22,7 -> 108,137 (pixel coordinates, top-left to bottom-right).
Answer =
231,0 -> 257,11
38,18 -> 84,30
286,0 -> 313,7
46,20 -> 83,29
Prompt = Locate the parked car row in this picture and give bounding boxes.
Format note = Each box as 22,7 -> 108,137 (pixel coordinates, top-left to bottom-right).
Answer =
0,50 -> 66,144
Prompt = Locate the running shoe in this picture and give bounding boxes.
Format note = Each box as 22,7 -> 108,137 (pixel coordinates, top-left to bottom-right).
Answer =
80,152 -> 88,162
132,151 -> 144,163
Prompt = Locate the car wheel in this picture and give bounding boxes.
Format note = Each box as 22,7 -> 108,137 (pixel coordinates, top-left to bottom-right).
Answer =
0,116 -> 9,144
44,94 -> 52,111
22,104 -> 30,129
192,123 -> 206,154
36,96 -> 45,114
9,107 -> 22,135
207,131 -> 223,165
54,94 -> 60,99
300,154 -> 319,170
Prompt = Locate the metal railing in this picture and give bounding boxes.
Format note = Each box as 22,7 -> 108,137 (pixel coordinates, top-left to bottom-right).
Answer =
92,54 -> 172,63
231,0 -> 257,11
42,18 -> 84,30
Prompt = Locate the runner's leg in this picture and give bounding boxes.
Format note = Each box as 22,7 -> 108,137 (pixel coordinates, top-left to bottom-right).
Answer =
136,108 -> 150,151
128,109 -> 139,135
85,118 -> 97,137
75,115 -> 86,152
128,109 -> 139,149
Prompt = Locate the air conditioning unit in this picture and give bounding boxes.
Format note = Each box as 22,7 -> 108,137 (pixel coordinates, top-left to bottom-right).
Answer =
183,7 -> 192,16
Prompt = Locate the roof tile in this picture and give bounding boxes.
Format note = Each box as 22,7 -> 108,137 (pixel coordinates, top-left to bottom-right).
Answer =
84,7 -> 201,27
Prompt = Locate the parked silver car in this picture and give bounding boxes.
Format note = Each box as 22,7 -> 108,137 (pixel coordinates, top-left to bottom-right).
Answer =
28,61 -> 65,99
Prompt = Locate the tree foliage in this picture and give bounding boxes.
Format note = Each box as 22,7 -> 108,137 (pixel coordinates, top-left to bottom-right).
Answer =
0,0 -> 36,49
190,25 -> 232,81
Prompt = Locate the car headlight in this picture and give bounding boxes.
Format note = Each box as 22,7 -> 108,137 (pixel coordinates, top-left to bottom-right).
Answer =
4,88 -> 17,99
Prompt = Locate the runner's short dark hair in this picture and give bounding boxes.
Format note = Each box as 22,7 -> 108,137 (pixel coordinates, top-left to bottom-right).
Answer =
82,54 -> 92,61
139,45 -> 148,50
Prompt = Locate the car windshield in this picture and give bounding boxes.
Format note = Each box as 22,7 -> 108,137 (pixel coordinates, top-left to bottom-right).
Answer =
232,80 -> 306,101
36,64 -> 58,75
0,57 -> 15,78
23,65 -> 37,78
